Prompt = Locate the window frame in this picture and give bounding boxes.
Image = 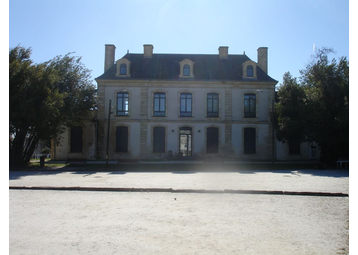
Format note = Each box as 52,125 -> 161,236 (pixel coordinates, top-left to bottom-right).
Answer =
153,92 -> 166,117
247,65 -> 253,77
207,93 -> 219,117
244,93 -> 256,118
180,93 -> 192,117
183,64 -> 190,76
116,92 -> 129,116
120,64 -> 127,75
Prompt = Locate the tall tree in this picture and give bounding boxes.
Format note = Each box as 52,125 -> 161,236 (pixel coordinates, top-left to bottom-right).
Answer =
275,48 -> 349,163
9,46 -> 96,166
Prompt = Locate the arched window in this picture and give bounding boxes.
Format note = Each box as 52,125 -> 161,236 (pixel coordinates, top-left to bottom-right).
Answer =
247,65 -> 253,77
183,64 -> 190,76
120,64 -> 127,75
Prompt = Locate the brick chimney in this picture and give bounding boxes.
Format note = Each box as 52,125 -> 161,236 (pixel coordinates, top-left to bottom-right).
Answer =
257,47 -> 268,74
218,46 -> 229,59
104,44 -> 116,72
143,44 -> 154,58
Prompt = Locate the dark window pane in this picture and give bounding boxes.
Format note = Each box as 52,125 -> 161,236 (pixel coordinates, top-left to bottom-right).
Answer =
244,94 -> 256,118
180,93 -> 192,117
154,93 -> 166,116
207,93 -> 219,117
116,126 -> 128,152
70,126 -> 83,152
247,65 -> 253,77
117,92 -> 129,116
120,64 -> 127,75
153,127 -> 165,153
207,127 -> 219,153
244,128 -> 256,154
183,64 -> 190,76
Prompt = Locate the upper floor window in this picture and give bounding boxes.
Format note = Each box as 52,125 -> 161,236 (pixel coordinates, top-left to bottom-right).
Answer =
153,92 -> 166,117
207,93 -> 219,117
244,93 -> 256,118
117,92 -> 129,116
180,93 -> 192,117
120,64 -> 127,75
183,65 -> 190,76
247,65 -> 253,77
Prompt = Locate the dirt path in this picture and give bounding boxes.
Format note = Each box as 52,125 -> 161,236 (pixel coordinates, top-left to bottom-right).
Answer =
10,190 -> 349,254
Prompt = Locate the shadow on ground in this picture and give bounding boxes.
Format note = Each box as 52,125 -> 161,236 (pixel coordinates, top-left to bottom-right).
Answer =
9,162 -> 349,180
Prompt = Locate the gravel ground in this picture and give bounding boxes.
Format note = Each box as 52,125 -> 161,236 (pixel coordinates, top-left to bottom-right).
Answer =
10,189 -> 349,255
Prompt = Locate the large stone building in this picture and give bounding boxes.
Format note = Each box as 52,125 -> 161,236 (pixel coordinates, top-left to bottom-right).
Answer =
51,44 -> 318,161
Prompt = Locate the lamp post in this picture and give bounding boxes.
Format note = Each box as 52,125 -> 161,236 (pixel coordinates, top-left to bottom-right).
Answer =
106,99 -> 113,166
271,98 -> 275,165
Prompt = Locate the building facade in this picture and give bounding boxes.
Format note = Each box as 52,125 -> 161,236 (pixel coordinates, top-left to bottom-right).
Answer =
52,44 -> 319,161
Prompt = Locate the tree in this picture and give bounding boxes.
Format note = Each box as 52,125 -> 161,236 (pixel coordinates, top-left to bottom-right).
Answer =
274,48 -> 349,163
9,46 -> 96,166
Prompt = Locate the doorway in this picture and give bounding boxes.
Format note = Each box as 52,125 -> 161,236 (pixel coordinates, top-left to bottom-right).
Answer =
179,127 -> 192,156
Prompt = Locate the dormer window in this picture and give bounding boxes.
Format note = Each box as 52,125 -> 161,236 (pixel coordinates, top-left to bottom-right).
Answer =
247,65 -> 253,77
179,59 -> 194,79
116,58 -> 131,77
242,60 -> 257,79
183,65 -> 190,76
120,64 -> 127,75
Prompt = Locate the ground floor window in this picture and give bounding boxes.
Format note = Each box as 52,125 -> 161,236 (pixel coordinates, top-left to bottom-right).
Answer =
116,126 -> 128,152
153,126 -> 165,153
207,127 -> 219,153
70,126 -> 83,153
244,127 -> 256,154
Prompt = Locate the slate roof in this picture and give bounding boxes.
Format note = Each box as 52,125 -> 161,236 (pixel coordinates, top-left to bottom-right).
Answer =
96,53 -> 277,83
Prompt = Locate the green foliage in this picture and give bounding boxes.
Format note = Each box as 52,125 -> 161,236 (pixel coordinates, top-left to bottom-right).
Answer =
275,48 -> 349,163
9,45 -> 96,166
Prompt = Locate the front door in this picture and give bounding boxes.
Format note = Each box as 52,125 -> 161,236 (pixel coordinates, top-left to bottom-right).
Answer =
179,127 -> 192,156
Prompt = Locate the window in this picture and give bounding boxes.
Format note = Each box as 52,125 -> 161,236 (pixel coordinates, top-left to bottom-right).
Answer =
247,65 -> 253,77
207,127 -> 219,153
153,126 -> 165,153
116,126 -> 128,152
183,64 -> 190,76
180,93 -> 192,117
117,92 -> 129,116
207,93 -> 219,117
120,64 -> 127,75
70,126 -> 83,152
153,93 -> 166,117
289,140 -> 301,155
244,94 -> 256,118
244,128 -> 256,154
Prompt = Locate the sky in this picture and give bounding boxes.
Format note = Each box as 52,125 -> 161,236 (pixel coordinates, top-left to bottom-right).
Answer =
8,0 -> 350,87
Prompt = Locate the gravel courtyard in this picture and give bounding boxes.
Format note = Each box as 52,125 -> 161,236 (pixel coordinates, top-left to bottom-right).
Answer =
10,189 -> 349,255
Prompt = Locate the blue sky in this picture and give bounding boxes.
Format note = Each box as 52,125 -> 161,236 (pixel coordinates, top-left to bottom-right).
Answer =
9,0 -> 349,87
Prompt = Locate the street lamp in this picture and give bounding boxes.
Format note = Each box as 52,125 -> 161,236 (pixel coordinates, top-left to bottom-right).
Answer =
106,99 -> 113,166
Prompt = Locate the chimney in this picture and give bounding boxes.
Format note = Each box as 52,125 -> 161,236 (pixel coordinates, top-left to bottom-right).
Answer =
104,44 -> 116,72
218,46 -> 229,59
257,47 -> 268,74
143,44 -> 154,58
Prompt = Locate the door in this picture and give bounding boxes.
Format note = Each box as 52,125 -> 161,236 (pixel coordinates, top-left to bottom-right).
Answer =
179,127 -> 192,156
